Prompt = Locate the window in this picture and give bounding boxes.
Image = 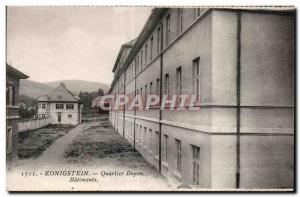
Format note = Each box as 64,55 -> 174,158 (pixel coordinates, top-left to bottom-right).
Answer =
56,104 -> 64,109
193,8 -> 197,20
134,58 -> 138,74
128,67 -> 130,79
6,127 -> 12,153
144,127 -> 147,147
6,87 -> 9,105
149,129 -> 153,150
193,58 -> 200,102
145,44 -> 148,65
163,135 -> 168,162
166,14 -> 171,45
145,85 -> 147,102
177,8 -> 183,34
68,114 -> 72,118
6,84 -> 15,106
156,78 -> 160,96
136,55 -> 139,73
157,27 -> 161,54
164,74 -> 169,97
150,82 -> 153,95
176,139 -> 182,172
133,63 -> 135,76
42,114 -> 45,118
176,67 -> 182,96
150,36 -> 153,60
193,8 -> 202,20
66,104 -> 74,110
42,103 -> 46,109
197,8 -> 201,17
141,50 -> 143,69
192,145 -> 200,185
140,125 -> 142,144
135,124 -> 138,141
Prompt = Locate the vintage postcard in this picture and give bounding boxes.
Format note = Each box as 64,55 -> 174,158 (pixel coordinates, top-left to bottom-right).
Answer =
6,6 -> 295,192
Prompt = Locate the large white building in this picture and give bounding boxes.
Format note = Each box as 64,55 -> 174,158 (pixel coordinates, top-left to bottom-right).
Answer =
108,8 -> 295,189
37,83 -> 82,125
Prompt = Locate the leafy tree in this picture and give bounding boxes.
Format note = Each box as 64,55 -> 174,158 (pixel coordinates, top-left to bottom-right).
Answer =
19,95 -> 37,119
78,88 -> 104,114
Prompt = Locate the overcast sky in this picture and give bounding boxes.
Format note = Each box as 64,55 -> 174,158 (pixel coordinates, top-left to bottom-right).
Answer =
7,6 -> 152,85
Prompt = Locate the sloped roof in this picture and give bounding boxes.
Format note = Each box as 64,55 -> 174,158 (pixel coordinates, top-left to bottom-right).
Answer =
112,38 -> 137,72
37,95 -> 50,102
46,83 -> 80,102
123,38 -> 136,47
6,64 -> 29,79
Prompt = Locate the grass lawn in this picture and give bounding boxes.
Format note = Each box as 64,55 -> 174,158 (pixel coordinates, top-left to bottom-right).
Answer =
18,124 -> 75,159
64,121 -> 137,163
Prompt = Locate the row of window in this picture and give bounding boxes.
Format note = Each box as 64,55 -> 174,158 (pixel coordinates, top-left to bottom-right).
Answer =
38,114 -> 47,118
121,8 -> 205,85
113,117 -> 200,186
123,57 -> 201,107
55,104 -> 74,110
37,114 -> 73,118
38,103 -> 75,110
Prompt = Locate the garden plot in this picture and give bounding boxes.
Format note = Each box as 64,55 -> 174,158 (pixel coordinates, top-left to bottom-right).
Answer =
18,124 -> 74,159
64,121 -> 137,163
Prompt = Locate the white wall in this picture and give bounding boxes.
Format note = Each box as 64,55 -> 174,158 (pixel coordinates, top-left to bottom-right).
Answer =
49,102 -> 80,125
18,117 -> 51,133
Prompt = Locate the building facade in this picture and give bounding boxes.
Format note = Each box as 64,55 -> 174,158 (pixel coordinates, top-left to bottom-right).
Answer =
6,64 -> 29,164
108,8 -> 295,189
37,83 -> 82,125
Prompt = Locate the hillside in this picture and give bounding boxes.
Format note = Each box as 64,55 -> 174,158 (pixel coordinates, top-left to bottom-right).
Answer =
19,80 -> 54,99
19,79 -> 110,99
45,80 -> 109,95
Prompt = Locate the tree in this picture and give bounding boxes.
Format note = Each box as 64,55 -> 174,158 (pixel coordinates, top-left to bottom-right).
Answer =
98,88 -> 104,96
78,88 -> 104,115
19,95 -> 37,119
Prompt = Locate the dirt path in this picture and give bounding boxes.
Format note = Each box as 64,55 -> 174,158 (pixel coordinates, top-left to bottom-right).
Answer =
7,115 -> 171,191
34,122 -> 96,167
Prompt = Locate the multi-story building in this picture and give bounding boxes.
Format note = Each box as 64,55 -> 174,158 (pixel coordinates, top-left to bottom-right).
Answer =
108,8 -> 295,189
6,64 -> 29,165
37,83 -> 82,125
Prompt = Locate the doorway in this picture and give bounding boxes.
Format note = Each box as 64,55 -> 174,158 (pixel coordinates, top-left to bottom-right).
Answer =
57,113 -> 61,123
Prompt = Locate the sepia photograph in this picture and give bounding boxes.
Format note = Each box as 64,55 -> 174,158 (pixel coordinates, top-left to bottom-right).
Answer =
5,5 -> 295,192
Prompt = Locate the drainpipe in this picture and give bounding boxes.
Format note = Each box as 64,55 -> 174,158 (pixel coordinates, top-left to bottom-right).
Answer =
116,83 -> 119,132
5,6 -> 7,63
158,22 -> 164,173
236,12 -> 241,189
133,62 -> 137,149
123,73 -> 126,138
